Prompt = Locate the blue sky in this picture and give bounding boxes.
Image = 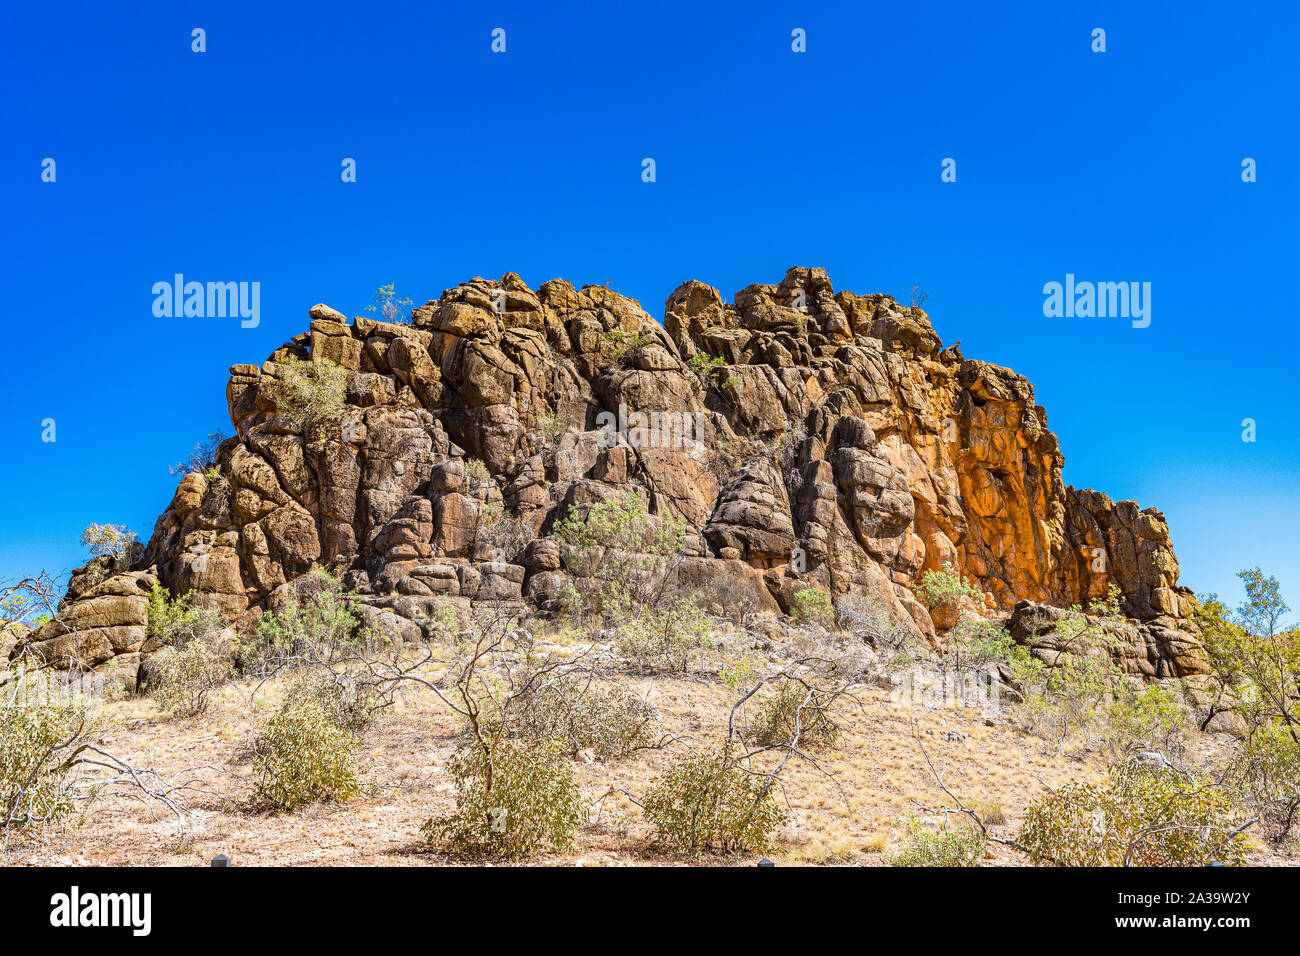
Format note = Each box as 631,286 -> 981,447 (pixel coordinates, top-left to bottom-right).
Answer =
1,1 -> 1296,617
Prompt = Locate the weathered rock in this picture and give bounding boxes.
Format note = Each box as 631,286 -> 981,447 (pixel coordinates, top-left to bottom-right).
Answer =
24,267 -> 1207,681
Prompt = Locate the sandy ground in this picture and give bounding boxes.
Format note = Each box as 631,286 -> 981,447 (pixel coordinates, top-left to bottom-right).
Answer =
4,657 -> 1291,867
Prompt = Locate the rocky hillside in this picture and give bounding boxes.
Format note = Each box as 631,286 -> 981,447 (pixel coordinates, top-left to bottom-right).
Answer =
16,267 -> 1208,687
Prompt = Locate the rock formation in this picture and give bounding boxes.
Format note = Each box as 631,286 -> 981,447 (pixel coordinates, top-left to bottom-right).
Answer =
15,267 -> 1208,685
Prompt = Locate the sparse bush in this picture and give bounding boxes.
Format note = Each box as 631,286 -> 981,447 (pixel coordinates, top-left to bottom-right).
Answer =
464,457 -> 491,490
364,283 -> 413,324
790,587 -> 834,630
1100,680 -> 1190,762
643,744 -> 787,854
268,356 -> 349,432
834,594 -> 913,658
687,352 -> 737,390
889,814 -> 986,867
239,569 -> 371,673
284,669 -> 384,733
145,584 -> 221,647
169,430 -> 227,477
615,599 -> 714,674
749,679 -> 839,749
1017,763 -> 1248,866
150,640 -> 230,718
423,737 -> 582,860
550,490 -> 687,621
252,692 -> 360,812
1224,724 -> 1300,843
943,617 -> 1026,670
511,677 -> 659,759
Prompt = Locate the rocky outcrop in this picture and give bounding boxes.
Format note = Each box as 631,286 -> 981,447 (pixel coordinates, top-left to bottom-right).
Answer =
15,267 -> 1208,681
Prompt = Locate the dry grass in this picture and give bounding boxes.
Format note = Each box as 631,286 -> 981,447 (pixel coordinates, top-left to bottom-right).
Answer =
3,648 -> 1293,867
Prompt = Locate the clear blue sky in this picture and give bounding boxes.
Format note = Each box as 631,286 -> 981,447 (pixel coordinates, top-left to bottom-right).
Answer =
1,1 -> 1296,617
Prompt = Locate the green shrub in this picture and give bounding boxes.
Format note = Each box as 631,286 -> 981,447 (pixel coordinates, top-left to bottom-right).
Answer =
1224,724 -> 1300,843
1018,763 -> 1248,866
145,584 -> 224,651
0,700 -> 87,831
252,693 -> 360,811
790,587 -> 834,629
424,737 -> 582,860
269,356 -> 348,432
889,814 -> 987,867
549,490 -> 686,619
642,744 -> 787,854
239,569 -> 371,673
913,567 -> 980,612
1100,681 -> 1190,762
749,680 -> 839,749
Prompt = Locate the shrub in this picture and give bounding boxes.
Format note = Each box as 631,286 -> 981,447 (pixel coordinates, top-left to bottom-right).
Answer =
549,490 -> 686,619
615,598 -> 714,674
511,677 -> 659,759
0,700 -> 86,831
286,669 -> 384,734
687,352 -> 737,390
1100,680 -> 1190,762
464,457 -> 491,489
1017,763 -> 1248,866
889,814 -> 986,867
642,744 -> 787,854
252,692 -> 360,811
423,737 -> 582,860
944,617 -> 1028,670
790,587 -> 834,629
150,640 -> 230,718
145,584 -> 221,647
1224,724 -> 1300,843
749,680 -> 839,749
913,567 -> 980,612
268,356 -> 348,432
169,430 -> 227,476
239,569 -> 370,673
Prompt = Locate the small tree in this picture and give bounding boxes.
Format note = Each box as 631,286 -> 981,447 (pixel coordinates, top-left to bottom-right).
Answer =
78,523 -> 138,564
364,283 -> 413,324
